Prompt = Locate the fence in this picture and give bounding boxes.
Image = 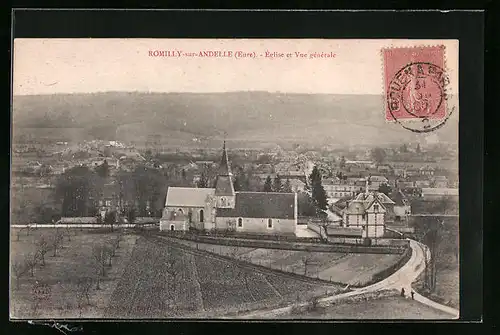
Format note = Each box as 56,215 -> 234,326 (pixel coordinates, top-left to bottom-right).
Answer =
157,231 -> 408,255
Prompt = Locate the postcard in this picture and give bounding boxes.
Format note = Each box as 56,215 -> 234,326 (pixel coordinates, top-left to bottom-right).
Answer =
11,38 -> 459,320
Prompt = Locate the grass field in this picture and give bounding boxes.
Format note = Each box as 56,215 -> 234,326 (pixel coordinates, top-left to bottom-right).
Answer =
105,236 -> 341,318
10,228 -> 137,319
281,294 -> 454,319
161,237 -> 403,286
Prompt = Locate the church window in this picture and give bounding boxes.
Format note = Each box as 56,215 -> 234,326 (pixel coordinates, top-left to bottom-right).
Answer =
268,219 -> 273,229
200,209 -> 204,223
374,204 -> 379,212
238,218 -> 243,227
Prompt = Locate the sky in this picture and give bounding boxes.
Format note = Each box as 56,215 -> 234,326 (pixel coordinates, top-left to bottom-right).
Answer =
13,39 -> 459,96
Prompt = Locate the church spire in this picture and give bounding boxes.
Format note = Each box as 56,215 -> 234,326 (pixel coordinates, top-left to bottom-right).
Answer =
215,140 -> 235,197
218,140 -> 232,176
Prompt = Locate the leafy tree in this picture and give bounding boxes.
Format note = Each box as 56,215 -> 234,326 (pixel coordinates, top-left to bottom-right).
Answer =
95,160 -> 110,178
263,175 -> 273,192
282,179 -> 292,193
119,165 -> 166,216
309,166 -> 328,212
181,169 -> 187,181
54,166 -> 99,217
298,192 -> 317,217
105,210 -> 117,231
126,207 -> 136,225
339,156 -> 346,169
197,171 -> 209,188
34,205 -> 61,224
378,183 -> 392,196
371,148 -> 387,164
416,143 -> 421,153
400,144 -> 408,153
273,175 -> 283,193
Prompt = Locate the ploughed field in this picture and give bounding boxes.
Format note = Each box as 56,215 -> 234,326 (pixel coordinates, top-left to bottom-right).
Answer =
161,237 -> 404,287
105,236 -> 341,318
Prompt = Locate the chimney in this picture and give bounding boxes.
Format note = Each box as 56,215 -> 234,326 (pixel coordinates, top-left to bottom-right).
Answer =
365,176 -> 370,194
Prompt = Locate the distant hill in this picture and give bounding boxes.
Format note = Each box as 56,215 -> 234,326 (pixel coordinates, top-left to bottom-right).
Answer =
12,92 -> 458,149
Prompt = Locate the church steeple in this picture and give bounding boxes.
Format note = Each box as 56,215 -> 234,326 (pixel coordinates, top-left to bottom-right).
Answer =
218,140 -> 232,177
214,141 -> 235,206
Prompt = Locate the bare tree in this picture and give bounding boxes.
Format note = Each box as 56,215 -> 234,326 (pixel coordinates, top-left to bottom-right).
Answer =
76,277 -> 93,306
420,218 -> 444,292
12,261 -> 26,290
103,244 -> 114,266
36,236 -> 50,266
51,232 -> 63,257
24,252 -> 38,277
301,253 -> 313,276
26,223 -> 32,236
92,244 -> 108,289
228,246 -> 239,259
318,217 -> 331,243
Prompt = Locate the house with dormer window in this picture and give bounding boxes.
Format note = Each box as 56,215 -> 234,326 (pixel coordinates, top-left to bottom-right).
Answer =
341,180 -> 393,238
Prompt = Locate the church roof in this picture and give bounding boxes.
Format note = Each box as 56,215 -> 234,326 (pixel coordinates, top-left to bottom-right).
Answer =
215,141 -> 235,196
218,141 -> 232,176
215,176 -> 235,196
217,192 -> 296,219
165,187 -> 215,207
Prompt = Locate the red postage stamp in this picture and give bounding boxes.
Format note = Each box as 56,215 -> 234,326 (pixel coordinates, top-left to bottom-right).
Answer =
383,46 -> 449,123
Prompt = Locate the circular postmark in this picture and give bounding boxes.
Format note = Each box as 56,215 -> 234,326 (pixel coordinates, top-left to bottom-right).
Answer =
386,62 -> 453,133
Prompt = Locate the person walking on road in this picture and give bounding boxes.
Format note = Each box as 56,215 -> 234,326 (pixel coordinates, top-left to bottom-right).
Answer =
411,291 -> 415,300
401,287 -> 405,297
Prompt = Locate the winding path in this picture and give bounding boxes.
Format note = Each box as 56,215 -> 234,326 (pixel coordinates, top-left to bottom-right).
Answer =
235,239 -> 459,319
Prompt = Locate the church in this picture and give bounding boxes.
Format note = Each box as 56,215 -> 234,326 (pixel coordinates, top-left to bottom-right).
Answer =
160,142 -> 298,235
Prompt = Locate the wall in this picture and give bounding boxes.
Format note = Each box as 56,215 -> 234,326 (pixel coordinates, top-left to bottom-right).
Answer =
394,205 -> 411,218
163,205 -> 214,230
159,232 -> 409,255
216,195 -> 235,208
159,220 -> 186,231
215,217 -> 296,235
366,213 -> 385,238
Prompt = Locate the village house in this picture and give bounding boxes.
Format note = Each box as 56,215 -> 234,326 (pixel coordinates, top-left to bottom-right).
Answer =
432,175 -> 449,188
160,142 -> 298,235
419,166 -> 435,176
287,179 -> 306,193
323,178 -> 364,199
389,190 -> 412,222
340,181 -> 395,238
96,182 -> 121,221
421,187 -> 459,201
377,164 -> 393,174
367,175 -> 389,191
